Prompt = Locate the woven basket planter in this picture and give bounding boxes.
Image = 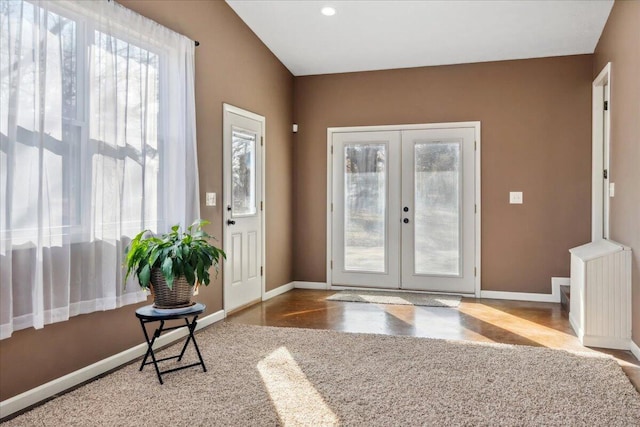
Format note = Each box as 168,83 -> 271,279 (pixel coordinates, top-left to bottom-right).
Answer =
150,268 -> 196,309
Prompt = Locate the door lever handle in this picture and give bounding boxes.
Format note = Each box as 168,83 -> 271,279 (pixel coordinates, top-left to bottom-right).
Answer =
227,220 -> 236,225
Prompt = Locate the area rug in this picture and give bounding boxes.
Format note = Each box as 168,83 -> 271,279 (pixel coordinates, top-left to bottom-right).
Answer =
326,290 -> 461,307
3,323 -> 639,426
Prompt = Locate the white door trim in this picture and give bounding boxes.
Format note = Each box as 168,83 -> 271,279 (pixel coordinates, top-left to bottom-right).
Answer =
326,122 -> 481,297
222,103 -> 266,310
591,63 -> 611,241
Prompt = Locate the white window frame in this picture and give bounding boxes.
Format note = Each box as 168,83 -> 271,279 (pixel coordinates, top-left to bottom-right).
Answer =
10,1 -> 170,244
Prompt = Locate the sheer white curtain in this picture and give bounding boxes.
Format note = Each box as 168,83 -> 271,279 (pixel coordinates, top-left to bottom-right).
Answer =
0,0 -> 200,339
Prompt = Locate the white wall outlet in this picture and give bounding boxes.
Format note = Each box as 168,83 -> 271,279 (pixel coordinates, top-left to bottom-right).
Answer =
609,182 -> 615,197
509,191 -> 523,204
205,192 -> 216,206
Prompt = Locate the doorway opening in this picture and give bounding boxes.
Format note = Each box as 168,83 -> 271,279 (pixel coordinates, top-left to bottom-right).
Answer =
591,63 -> 612,241
327,122 -> 481,296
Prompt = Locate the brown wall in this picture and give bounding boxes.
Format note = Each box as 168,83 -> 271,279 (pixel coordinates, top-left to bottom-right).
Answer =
594,0 -> 640,344
0,0 -> 294,401
3,0 -> 632,406
293,55 -> 593,293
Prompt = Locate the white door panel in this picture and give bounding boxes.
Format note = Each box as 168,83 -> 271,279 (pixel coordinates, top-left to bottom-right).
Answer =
223,107 -> 263,311
332,131 -> 401,288
401,128 -> 475,293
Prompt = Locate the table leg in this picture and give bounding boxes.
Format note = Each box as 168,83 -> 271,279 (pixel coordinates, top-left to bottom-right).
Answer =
177,318 -> 193,362
139,319 -> 165,384
139,319 -> 153,370
187,317 -> 207,372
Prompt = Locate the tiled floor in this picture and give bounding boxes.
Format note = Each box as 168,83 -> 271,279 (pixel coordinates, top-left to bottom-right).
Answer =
226,289 -> 640,391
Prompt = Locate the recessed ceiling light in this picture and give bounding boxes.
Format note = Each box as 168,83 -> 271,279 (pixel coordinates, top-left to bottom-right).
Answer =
321,6 -> 336,17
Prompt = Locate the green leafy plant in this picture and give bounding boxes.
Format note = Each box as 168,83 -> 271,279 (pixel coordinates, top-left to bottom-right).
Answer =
124,219 -> 225,290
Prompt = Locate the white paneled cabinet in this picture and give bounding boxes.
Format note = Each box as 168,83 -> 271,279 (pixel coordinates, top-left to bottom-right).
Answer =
569,240 -> 632,350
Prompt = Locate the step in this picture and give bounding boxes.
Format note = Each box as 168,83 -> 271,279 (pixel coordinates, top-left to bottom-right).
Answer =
560,285 -> 570,314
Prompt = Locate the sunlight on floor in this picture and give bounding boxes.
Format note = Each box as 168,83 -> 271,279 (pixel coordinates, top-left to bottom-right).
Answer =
460,302 -> 577,347
257,347 -> 339,426
400,304 -> 497,343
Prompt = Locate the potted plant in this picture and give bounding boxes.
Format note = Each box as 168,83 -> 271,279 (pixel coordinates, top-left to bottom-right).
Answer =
124,219 -> 225,309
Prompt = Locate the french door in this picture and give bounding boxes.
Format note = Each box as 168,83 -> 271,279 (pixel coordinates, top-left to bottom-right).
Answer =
331,124 -> 477,294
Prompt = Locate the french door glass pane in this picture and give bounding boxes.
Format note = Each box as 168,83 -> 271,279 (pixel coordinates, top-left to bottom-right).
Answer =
344,143 -> 386,272
414,141 -> 461,276
232,130 -> 256,216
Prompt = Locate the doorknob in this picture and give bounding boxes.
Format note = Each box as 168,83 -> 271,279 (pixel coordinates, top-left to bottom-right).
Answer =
403,218 -> 409,224
227,219 -> 236,225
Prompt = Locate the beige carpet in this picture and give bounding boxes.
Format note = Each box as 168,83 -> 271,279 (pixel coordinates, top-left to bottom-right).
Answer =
327,290 -> 461,307
3,323 -> 640,426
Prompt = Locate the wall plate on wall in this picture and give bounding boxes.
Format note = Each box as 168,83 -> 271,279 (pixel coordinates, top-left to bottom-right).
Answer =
509,191 -> 523,204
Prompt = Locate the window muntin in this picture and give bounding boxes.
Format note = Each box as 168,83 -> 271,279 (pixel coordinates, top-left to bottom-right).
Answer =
1,0 -> 165,245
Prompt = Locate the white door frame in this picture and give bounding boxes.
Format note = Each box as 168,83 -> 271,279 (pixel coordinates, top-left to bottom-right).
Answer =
326,122 -> 481,297
222,103 -> 266,311
591,63 -> 612,241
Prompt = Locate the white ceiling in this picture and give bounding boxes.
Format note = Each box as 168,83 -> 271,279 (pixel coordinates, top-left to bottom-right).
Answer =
225,0 -> 614,76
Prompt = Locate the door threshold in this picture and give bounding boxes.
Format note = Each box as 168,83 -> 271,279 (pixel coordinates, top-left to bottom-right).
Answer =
329,285 -> 473,298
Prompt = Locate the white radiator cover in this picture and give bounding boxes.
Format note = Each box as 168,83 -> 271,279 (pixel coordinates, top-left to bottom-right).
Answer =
569,240 -> 632,349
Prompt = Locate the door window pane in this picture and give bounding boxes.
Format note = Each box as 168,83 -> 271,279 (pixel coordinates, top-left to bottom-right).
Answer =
414,141 -> 461,276
344,143 -> 386,272
232,129 -> 256,216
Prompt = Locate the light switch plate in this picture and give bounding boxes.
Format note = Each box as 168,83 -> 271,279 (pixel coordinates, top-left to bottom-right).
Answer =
205,192 -> 216,206
509,191 -> 523,204
609,182 -> 615,197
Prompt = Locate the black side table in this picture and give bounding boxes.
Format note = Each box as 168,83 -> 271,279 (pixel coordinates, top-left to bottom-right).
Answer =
135,303 -> 207,384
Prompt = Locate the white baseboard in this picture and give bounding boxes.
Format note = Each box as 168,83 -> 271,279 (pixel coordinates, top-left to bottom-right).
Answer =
263,282 -> 295,301
323,277 -> 570,302
480,290 -> 558,303
552,277 -> 570,291
569,313 -> 582,339
480,277 -> 567,303
195,309 -> 225,329
0,309 -> 225,420
293,281 -> 328,290
631,340 -> 640,362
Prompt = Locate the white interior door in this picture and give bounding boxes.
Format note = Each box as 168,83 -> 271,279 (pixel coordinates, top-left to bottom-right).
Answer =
331,124 -> 477,294
223,105 -> 263,312
400,128 -> 476,293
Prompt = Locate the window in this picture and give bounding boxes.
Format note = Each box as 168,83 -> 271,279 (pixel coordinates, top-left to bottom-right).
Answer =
0,0 -> 199,339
